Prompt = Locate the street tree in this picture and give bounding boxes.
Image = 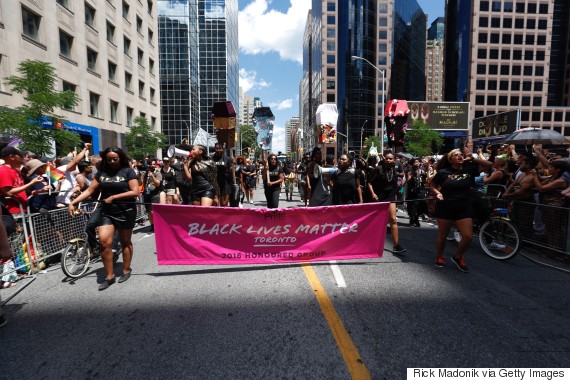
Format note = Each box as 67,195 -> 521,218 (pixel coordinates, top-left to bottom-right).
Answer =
362,135 -> 382,159
239,124 -> 258,157
403,120 -> 444,157
124,116 -> 166,160
0,60 -> 81,156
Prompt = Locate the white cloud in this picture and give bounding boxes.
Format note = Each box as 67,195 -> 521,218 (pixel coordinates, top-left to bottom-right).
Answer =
268,99 -> 293,111
239,68 -> 271,93
271,123 -> 286,153
239,0 -> 310,63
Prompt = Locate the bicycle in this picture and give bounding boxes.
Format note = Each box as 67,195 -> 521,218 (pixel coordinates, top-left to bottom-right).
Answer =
477,188 -> 521,260
61,201 -> 119,278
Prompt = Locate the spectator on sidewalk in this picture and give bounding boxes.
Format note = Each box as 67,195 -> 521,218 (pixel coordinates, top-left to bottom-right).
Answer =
0,205 -> 15,327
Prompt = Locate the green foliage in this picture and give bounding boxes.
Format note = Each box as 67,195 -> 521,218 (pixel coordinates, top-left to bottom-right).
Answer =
403,120 -> 444,157
0,60 -> 81,156
362,135 -> 382,159
124,116 -> 167,160
239,125 -> 257,156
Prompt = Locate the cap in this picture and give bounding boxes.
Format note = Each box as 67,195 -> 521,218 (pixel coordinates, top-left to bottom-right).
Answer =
162,157 -> 170,162
1,146 -> 24,158
25,159 -> 46,175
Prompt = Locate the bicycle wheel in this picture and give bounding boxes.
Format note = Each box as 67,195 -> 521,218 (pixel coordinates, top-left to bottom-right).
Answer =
479,217 -> 520,260
61,239 -> 91,278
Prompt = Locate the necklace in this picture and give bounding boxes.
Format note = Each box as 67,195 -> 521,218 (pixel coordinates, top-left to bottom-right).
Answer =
386,167 -> 394,182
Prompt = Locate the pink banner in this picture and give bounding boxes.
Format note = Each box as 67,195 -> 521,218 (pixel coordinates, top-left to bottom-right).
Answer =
153,203 -> 390,265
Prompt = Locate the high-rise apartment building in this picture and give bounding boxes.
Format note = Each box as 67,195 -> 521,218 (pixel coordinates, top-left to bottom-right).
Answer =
301,0 -> 425,154
428,17 -> 445,41
426,40 -> 444,101
445,0 -> 570,137
285,116 -> 299,154
157,0 -> 239,148
0,0 -> 161,151
238,89 -> 261,127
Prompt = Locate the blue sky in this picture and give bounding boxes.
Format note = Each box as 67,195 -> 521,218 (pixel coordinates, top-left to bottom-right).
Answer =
238,0 -> 445,153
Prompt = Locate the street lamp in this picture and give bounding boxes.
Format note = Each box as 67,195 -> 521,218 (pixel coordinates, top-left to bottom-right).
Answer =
182,120 -> 192,144
360,120 -> 367,156
351,55 -> 386,155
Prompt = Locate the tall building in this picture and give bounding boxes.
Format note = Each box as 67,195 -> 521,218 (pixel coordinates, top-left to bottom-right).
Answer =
300,10 -> 313,154
428,17 -> 445,41
444,0 -> 570,136
301,0 -> 426,155
285,116 -> 299,154
238,88 -> 261,127
158,1 -> 200,147
157,0 -> 239,148
426,39 -> 444,101
0,0 -> 161,151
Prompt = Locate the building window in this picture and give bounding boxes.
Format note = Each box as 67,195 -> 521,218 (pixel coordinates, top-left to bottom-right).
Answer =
326,55 -> 335,64
535,66 -> 544,76
62,81 -> 76,110
489,65 -> 498,75
492,1 -> 501,11
327,16 -> 335,25
522,81 -> 532,91
124,36 -> 131,56
85,2 -> 95,27
476,95 -> 485,105
523,66 -> 533,76
147,0 -> 153,14
491,18 -> 501,28
524,50 -> 533,60
379,4 -> 388,13
504,2 -> 513,12
499,96 -> 508,106
536,51 -> 545,61
126,106 -> 133,126
22,6 -> 41,41
379,30 -> 387,39
501,50 -> 510,59
539,4 -> 548,14
527,3 -> 537,13
500,65 -> 509,75
327,42 -> 335,51
87,48 -> 98,71
477,64 -> 486,74
503,18 -> 512,28
326,28 -> 335,38
89,92 -> 100,117
488,80 -> 497,90
138,80 -> 145,97
480,1 -> 489,11
326,94 -> 335,103
136,16 -> 142,34
110,100 -> 119,122
521,96 -> 531,106
327,2 -> 335,11
327,68 -> 335,76
526,19 -> 535,29
476,80 -> 485,90
537,35 -> 546,45
149,58 -> 155,74
510,96 -> 519,106
511,82 -> 520,91
108,61 -> 117,82
326,81 -> 335,90
378,43 -> 387,53
500,80 -> 509,90
57,0 -> 70,9
479,17 -> 488,27
150,87 -> 155,103
525,35 -> 534,45
513,50 -> 522,60
107,21 -> 115,44
122,1 -> 130,20
512,65 -> 521,75
125,71 -> 132,90
489,49 -> 499,59
515,3 -> 525,13
534,81 -> 543,91
478,33 -> 488,43
148,28 -> 154,44
379,18 -> 388,27
515,18 -> 524,29
137,48 -> 144,66
490,33 -> 500,43
538,20 -> 547,30
59,30 -> 73,58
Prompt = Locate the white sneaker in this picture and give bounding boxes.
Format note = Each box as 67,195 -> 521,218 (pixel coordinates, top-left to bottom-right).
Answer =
489,240 -> 506,250
454,231 -> 462,243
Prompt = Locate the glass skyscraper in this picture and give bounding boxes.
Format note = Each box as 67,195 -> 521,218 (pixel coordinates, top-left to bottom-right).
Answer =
158,0 -> 238,148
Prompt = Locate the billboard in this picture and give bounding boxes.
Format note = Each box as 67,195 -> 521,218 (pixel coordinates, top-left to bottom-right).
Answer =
472,109 -> 520,140
407,101 -> 470,130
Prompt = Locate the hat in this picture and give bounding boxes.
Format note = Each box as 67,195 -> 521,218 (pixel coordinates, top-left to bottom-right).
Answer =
25,159 -> 46,175
162,157 -> 170,162
60,156 -> 73,165
1,146 -> 24,158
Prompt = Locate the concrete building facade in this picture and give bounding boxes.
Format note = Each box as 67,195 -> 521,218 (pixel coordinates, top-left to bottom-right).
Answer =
0,0 -> 161,151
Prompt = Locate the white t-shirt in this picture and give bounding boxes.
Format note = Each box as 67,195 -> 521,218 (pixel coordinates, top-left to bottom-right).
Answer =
55,165 -> 77,205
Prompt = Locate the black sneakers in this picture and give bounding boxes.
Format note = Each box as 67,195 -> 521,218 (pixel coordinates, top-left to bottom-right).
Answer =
392,245 -> 407,254
451,256 -> 469,273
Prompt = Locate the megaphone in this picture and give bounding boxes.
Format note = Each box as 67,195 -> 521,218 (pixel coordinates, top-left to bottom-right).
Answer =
167,144 -> 191,158
313,165 -> 338,178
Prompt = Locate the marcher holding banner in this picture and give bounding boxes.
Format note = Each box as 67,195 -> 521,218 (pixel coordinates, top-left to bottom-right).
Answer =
183,144 -> 218,206
262,153 -> 284,209
68,147 -> 139,291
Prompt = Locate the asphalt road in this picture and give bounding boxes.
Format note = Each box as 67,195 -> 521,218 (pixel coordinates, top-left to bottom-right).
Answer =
1,185 -> 569,379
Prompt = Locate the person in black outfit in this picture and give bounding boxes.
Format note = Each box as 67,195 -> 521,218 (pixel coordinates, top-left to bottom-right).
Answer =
68,147 -> 139,291
242,158 -> 257,204
183,145 -> 218,206
212,143 -> 233,206
406,158 -> 427,227
332,154 -> 362,205
368,152 -> 406,254
160,157 -> 178,204
262,153 -> 284,208
430,148 -> 492,272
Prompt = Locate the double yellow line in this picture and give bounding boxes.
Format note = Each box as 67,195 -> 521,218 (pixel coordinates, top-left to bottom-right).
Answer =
301,263 -> 372,379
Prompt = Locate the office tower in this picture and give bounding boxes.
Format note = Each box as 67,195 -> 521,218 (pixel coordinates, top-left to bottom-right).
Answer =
428,17 -> 445,41
301,0 -> 426,154
0,1 -> 161,151
444,0 -> 570,136
157,0 -> 238,148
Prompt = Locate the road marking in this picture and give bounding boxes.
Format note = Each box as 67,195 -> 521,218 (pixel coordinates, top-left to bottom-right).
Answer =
138,233 -> 154,241
329,260 -> 347,288
301,263 -> 371,379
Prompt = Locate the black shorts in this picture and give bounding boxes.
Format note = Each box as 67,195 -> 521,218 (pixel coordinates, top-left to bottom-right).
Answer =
143,193 -> 160,212
190,190 -> 215,202
100,208 -> 136,230
435,199 -> 472,221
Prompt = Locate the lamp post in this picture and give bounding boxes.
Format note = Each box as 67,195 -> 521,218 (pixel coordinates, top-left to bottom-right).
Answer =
337,131 -> 348,154
360,120 -> 367,156
351,55 -> 386,155
182,120 -> 192,144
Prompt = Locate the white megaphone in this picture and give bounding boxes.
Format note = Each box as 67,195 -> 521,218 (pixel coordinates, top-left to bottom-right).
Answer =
314,165 -> 339,178
167,144 -> 191,158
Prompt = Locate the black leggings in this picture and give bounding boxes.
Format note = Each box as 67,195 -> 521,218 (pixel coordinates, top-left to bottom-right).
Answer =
264,188 -> 280,209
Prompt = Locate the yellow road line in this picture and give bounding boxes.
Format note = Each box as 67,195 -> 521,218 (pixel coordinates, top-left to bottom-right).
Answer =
301,263 -> 372,380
